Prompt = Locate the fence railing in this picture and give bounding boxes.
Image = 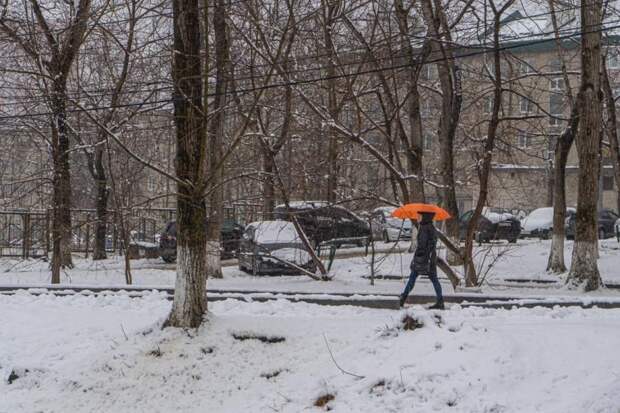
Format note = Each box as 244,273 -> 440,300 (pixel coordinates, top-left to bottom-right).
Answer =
0,203 -> 263,259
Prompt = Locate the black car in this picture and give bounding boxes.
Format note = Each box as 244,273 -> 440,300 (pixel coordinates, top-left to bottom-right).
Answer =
459,208 -> 521,243
238,220 -> 316,275
273,201 -> 370,247
159,218 -> 244,263
565,208 -> 618,240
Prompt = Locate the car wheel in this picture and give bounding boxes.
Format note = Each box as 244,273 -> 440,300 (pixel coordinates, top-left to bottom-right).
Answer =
599,228 -> 605,240
381,230 -> 390,243
162,255 -> 176,264
508,237 -> 517,244
540,229 -> 550,240
475,232 -> 484,244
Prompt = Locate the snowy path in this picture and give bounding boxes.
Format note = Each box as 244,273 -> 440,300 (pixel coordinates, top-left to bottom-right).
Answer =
2,293 -> 620,412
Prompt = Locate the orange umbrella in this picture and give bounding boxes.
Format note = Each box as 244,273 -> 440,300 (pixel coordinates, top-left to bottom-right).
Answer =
391,203 -> 451,221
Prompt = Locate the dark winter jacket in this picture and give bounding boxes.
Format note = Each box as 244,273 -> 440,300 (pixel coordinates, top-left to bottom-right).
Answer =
410,221 -> 437,276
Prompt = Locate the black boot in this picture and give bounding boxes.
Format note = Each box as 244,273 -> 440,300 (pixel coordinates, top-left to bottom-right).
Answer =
429,301 -> 445,310
398,295 -> 406,308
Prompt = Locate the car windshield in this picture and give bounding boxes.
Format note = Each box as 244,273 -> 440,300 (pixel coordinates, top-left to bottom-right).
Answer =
251,221 -> 301,244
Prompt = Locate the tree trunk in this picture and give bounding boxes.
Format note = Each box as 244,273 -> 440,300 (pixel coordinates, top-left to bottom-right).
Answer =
602,58 -> 620,214
93,147 -> 108,260
166,0 -> 208,328
547,107 -> 577,273
262,148 -> 276,217
323,0 -> 339,203
567,0 -> 603,290
394,0 -> 426,203
463,2 -> 513,286
546,0 -> 577,273
50,79 -> 74,283
421,0 -> 462,262
206,0 -> 230,279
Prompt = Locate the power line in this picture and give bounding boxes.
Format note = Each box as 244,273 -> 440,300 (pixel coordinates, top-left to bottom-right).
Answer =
0,15 -> 617,121
0,11 -> 609,108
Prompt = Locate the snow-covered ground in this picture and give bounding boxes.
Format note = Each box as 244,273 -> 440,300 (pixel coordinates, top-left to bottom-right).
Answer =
1,293 -> 619,412
1,239 -> 620,300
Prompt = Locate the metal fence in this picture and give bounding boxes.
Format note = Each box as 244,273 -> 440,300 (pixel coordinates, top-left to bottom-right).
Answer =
0,203 -> 263,259
0,211 -> 48,258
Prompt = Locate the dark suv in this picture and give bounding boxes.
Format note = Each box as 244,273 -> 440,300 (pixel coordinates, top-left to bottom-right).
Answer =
565,209 -> 618,240
273,201 -> 370,247
459,208 -> 521,243
159,219 -> 244,263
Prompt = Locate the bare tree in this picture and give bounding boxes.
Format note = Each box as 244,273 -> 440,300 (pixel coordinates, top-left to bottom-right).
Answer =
462,0 -> 515,286
546,0 -> 578,274
602,57 -> 620,215
165,0 -> 209,328
0,0 -> 94,282
567,0 -> 604,290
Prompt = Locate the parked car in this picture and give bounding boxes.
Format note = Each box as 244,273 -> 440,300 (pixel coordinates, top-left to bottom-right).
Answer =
237,220 -> 316,275
520,207 -> 576,239
458,208 -> 521,243
369,206 -> 413,242
565,209 -> 618,240
159,218 -> 244,263
273,201 -> 370,247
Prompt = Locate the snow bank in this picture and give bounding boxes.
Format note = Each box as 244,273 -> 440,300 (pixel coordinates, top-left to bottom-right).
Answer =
2,294 -> 620,412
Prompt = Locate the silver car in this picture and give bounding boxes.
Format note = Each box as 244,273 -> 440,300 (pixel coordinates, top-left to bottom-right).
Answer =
369,207 -> 412,242
237,220 -> 316,275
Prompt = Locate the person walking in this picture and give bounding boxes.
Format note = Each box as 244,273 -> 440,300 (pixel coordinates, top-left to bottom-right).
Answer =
399,211 -> 445,309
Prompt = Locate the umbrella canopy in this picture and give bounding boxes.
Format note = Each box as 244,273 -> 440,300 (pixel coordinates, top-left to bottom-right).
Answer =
391,203 -> 451,221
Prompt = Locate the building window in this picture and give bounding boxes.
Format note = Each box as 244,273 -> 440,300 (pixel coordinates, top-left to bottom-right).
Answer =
517,133 -> 530,148
603,175 -> 615,191
608,49 -> 620,69
422,64 -> 436,81
549,93 -> 564,125
147,175 -> 156,192
517,60 -> 533,74
519,96 -> 532,114
483,96 -> 493,114
423,134 -> 433,151
550,58 -> 562,73
421,100 -> 431,117
550,77 -> 565,91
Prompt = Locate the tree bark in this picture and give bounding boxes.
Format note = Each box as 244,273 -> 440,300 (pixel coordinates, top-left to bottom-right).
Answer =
50,78 -> 74,283
166,0 -> 209,328
92,147 -> 109,260
547,106 -> 577,273
546,0 -> 577,273
323,0 -> 340,203
206,0 -> 230,279
602,58 -> 620,214
420,0 -> 462,262
463,1 -> 514,286
567,0 -> 603,290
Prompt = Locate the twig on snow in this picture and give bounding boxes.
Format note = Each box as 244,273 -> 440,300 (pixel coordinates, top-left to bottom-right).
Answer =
322,333 -> 365,379
120,323 -> 129,341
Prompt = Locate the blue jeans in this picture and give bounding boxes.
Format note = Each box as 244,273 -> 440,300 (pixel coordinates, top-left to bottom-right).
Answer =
401,269 -> 444,303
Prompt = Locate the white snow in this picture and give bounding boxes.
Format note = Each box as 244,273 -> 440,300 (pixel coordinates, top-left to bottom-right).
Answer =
268,247 -> 312,265
1,293 -> 620,412
3,238 -> 620,299
521,207 -> 575,232
249,220 -> 301,243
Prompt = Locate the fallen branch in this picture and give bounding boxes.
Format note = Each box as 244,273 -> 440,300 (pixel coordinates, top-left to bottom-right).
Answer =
322,333 -> 365,379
